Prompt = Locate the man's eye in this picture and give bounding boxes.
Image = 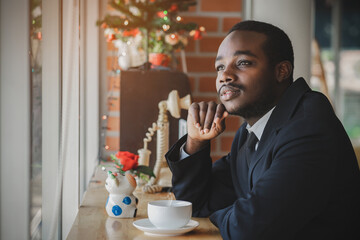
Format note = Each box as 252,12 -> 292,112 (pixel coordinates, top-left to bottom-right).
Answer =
216,65 -> 225,71
237,60 -> 252,66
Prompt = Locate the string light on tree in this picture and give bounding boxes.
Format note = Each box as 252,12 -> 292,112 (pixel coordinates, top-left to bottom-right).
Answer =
162,24 -> 170,31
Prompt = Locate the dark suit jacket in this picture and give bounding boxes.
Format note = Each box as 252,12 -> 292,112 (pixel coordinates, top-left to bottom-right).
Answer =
166,78 -> 360,240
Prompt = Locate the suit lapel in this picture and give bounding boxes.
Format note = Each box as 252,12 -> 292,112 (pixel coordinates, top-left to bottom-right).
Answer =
247,78 -> 311,190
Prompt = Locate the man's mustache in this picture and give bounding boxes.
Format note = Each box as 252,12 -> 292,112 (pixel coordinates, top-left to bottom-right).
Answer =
218,83 -> 244,96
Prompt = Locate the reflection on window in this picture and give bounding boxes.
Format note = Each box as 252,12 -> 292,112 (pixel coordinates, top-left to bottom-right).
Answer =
311,0 -> 360,142
30,0 -> 42,239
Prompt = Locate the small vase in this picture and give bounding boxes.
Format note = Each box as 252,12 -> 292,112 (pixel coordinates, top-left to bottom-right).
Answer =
105,171 -> 138,218
149,53 -> 170,68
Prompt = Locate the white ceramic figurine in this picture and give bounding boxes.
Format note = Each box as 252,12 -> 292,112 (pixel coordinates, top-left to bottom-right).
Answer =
105,171 -> 138,218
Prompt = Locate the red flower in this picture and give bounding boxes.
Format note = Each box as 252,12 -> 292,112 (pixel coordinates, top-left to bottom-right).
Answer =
115,151 -> 139,171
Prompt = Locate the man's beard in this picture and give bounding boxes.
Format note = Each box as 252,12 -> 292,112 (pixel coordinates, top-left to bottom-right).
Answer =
229,97 -> 275,119
218,82 -> 277,119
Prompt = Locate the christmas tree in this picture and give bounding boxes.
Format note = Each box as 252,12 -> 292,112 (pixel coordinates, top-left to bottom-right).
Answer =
97,0 -> 204,68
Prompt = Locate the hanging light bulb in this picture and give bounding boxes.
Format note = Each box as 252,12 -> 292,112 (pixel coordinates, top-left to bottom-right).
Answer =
124,20 -> 129,26
176,16 -> 182,21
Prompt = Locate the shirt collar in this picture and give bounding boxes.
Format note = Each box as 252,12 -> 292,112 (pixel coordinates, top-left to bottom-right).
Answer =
246,107 -> 275,142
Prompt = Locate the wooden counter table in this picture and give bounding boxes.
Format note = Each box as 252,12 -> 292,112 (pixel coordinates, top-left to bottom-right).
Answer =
67,166 -> 222,239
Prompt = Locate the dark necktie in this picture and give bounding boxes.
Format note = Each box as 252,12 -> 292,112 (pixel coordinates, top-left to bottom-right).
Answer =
245,132 -> 258,166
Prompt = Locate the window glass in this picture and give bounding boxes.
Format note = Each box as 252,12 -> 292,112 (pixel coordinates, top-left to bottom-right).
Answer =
30,0 -> 42,239
312,0 -> 360,142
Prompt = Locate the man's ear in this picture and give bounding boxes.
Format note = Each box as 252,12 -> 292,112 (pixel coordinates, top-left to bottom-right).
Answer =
275,61 -> 292,83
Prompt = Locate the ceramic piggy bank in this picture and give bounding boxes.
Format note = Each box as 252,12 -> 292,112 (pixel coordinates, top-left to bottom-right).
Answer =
105,171 -> 138,218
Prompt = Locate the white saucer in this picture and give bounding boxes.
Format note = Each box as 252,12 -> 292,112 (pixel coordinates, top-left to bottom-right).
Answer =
133,219 -> 199,237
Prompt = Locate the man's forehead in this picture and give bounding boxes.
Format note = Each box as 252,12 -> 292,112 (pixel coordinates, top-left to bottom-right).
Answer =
216,30 -> 266,58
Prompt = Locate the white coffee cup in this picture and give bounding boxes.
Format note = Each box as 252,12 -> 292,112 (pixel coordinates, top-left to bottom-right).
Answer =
147,200 -> 192,229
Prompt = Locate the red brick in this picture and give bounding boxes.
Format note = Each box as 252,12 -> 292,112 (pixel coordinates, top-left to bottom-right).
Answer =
201,0 -> 242,12
185,38 -> 196,53
108,76 -> 120,91
225,115 -> 243,131
199,37 -> 224,53
183,16 -> 218,32
223,128 -> 238,137
186,56 -> 216,72
188,5 -> 197,12
107,116 -> 120,131
210,138 -> 217,152
107,56 -> 120,71
221,136 -> 234,152
108,97 -> 120,112
107,42 -> 116,51
199,77 -> 217,93
223,17 -> 242,33
105,136 -> 120,151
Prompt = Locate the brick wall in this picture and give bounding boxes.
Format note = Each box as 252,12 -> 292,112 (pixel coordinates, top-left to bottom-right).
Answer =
103,0 -> 243,161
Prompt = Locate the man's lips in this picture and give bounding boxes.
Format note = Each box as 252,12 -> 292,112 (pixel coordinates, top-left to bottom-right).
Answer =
219,84 -> 242,97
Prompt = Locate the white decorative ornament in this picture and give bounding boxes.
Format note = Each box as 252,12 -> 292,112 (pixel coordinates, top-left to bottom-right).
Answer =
32,6 -> 42,18
104,28 -> 115,35
105,171 -> 138,218
114,40 -> 131,70
129,6 -> 140,16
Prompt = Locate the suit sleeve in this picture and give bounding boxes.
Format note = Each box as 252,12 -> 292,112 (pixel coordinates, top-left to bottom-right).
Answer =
166,134 -> 238,217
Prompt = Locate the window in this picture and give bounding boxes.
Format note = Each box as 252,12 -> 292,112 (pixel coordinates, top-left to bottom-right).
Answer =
311,0 -> 360,144
30,0 -> 43,239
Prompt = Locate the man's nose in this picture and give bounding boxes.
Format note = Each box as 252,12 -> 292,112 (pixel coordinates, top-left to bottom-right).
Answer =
220,68 -> 235,83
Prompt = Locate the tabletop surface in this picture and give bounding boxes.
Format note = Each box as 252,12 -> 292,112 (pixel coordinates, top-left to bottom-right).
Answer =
67,166 -> 222,240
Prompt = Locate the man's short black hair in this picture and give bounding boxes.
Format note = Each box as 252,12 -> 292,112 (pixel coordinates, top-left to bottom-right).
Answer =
229,20 -> 294,80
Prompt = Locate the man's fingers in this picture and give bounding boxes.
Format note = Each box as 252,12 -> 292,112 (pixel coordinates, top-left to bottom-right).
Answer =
198,102 -> 208,131
214,104 -> 228,124
203,101 -> 217,133
188,102 -> 200,127
188,102 -> 228,136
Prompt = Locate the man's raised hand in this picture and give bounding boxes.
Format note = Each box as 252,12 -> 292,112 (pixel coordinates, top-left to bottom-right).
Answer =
185,101 -> 228,155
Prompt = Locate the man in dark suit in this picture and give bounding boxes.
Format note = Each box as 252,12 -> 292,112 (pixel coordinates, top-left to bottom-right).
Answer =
165,20 -> 360,239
